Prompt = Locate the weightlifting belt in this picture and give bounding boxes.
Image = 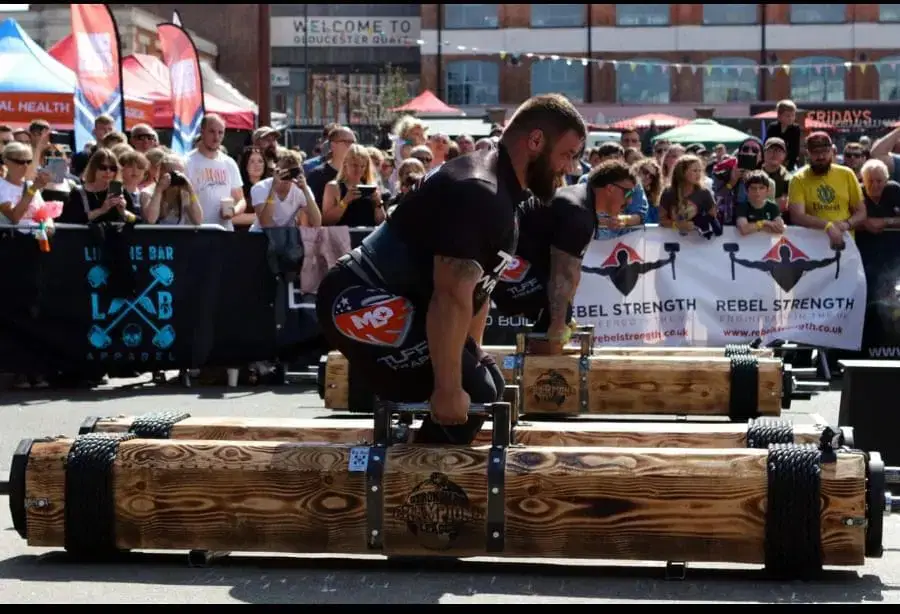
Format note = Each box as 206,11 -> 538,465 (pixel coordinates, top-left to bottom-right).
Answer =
339,223 -> 422,294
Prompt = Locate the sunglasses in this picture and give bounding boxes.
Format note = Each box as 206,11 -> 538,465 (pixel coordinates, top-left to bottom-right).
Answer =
415,155 -> 433,163
844,151 -> 863,158
612,183 -> 634,200
98,164 -> 118,172
6,158 -> 31,165
741,146 -> 761,154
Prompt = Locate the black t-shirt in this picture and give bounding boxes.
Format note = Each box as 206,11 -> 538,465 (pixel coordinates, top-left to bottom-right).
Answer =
493,183 -> 595,316
864,180 -> 900,218
306,161 -> 338,208
58,186 -> 140,224
765,121 -> 801,170
762,164 -> 791,199
387,144 -> 526,313
735,199 -> 781,223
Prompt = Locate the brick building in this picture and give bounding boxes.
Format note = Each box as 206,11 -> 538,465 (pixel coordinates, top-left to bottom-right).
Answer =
419,4 -> 900,122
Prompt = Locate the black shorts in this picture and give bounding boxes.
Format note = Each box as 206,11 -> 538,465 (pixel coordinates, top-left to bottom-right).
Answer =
315,257 -> 505,408
494,271 -> 573,334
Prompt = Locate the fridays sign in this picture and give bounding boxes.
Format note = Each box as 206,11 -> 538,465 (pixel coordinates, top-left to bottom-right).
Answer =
572,226 -> 867,350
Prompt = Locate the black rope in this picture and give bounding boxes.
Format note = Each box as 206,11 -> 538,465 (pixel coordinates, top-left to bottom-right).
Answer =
728,354 -> 760,420
746,418 -> 793,448
128,411 -> 191,439
765,443 -> 823,579
724,343 -> 751,357
64,432 -> 137,555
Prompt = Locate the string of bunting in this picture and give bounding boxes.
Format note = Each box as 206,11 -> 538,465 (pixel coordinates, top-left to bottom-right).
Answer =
416,39 -> 900,77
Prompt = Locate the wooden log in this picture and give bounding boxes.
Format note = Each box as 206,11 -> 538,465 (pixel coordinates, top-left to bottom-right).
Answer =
81,413 -> 849,449
322,351 -> 783,417
522,354 -> 782,416
12,436 -> 872,575
323,346 -> 776,409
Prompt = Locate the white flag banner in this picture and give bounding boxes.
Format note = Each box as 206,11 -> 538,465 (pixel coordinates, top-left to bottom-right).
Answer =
573,226 -> 867,350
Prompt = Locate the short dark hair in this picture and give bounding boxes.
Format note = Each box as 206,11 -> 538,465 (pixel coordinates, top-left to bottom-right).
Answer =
745,169 -> 771,189
29,119 -> 51,133
503,94 -> 587,142
597,141 -> 624,159
587,159 -> 636,189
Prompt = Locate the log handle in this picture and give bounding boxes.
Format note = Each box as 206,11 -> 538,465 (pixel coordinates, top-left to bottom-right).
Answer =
373,401 -> 512,448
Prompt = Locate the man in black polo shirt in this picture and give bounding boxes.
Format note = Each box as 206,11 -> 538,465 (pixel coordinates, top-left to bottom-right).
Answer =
492,160 -> 637,354
315,94 -> 586,441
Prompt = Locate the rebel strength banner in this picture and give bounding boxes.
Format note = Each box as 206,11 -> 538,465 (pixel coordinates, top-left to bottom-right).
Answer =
573,226 -> 867,350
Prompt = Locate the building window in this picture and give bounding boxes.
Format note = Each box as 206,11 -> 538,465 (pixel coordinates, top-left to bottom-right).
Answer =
790,56 -> 846,102
617,59 -> 670,103
878,56 -> 900,101
443,4 -> 499,29
445,60 -> 499,106
702,58 -> 758,103
616,5 -> 670,26
702,4 -> 757,25
531,4 -> 585,28
789,4 -> 846,24
531,59 -> 585,102
880,5 -> 900,22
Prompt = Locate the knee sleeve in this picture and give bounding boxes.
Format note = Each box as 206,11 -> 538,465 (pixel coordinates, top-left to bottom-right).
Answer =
479,353 -> 506,401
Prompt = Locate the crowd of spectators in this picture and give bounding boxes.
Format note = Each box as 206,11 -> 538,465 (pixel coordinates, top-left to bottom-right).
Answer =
2,95 -> 898,389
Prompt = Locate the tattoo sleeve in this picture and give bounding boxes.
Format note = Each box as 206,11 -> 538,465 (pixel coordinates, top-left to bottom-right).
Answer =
547,245 -> 582,334
435,256 -> 483,282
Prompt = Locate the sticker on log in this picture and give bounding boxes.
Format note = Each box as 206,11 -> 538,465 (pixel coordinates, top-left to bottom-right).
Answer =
11,436 -> 873,578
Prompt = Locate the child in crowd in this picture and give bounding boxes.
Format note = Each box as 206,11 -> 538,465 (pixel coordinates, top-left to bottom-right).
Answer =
735,170 -> 785,235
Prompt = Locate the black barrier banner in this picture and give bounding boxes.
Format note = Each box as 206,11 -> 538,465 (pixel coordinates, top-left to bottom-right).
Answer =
0,227 -> 277,373
855,230 -> 900,359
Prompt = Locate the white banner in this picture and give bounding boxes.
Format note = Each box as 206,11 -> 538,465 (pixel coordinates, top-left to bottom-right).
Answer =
270,17 -> 421,48
573,226 -> 867,350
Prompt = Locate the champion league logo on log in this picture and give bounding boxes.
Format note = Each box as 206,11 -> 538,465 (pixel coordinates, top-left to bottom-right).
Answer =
582,241 -> 680,296
722,237 -> 843,293
392,472 -> 484,551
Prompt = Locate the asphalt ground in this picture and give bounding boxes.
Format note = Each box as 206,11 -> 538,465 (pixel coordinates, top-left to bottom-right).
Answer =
0,374 -> 897,604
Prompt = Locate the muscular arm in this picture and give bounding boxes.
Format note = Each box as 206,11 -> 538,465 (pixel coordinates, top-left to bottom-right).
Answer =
468,299 -> 491,346
428,256 -> 482,393
546,246 -> 582,338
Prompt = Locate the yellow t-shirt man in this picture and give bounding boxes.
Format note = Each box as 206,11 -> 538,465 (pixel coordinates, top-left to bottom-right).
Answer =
787,164 -> 863,225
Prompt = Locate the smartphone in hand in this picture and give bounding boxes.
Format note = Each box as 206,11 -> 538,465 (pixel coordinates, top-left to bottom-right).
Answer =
108,180 -> 123,197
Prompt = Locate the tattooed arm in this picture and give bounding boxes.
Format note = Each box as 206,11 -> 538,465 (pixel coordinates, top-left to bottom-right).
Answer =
429,256 -> 483,393
546,245 -> 583,340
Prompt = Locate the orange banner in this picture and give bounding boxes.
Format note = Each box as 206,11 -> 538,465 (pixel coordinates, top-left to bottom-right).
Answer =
0,92 -> 74,125
124,98 -> 154,129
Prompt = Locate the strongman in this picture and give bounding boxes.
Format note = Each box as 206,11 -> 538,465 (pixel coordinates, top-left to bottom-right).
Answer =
315,94 -> 586,442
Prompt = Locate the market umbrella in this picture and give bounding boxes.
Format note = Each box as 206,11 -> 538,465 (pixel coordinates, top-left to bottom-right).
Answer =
651,118 -> 753,148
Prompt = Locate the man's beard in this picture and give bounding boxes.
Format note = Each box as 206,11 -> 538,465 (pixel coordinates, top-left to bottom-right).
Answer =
810,161 -> 832,176
525,146 -> 558,203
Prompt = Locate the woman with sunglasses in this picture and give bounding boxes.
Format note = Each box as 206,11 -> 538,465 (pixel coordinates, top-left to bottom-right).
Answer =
0,142 -> 52,227
59,148 -> 141,224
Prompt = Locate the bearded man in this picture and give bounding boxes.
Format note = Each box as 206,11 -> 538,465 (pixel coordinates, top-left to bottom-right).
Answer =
787,131 -> 867,248
315,94 -> 586,443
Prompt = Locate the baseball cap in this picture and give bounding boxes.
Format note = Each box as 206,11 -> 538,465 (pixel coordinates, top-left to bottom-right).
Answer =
764,137 -> 786,151
805,131 -> 832,150
252,126 -> 281,141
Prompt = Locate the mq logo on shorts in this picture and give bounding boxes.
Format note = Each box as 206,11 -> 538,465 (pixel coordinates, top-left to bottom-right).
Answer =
499,255 -> 531,283
332,285 -> 415,348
